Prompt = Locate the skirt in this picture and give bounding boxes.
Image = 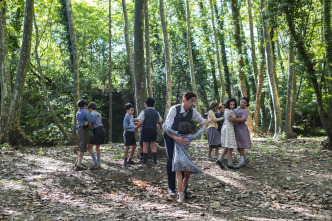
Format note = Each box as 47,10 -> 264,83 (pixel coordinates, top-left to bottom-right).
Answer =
207,127 -> 221,148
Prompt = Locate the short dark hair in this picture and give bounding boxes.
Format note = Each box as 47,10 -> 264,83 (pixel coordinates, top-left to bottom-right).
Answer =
220,103 -> 226,109
178,121 -> 191,135
145,97 -> 155,107
183,91 -> 197,101
241,97 -> 250,107
125,103 -> 135,111
77,99 -> 88,108
225,98 -> 237,109
88,102 -> 97,110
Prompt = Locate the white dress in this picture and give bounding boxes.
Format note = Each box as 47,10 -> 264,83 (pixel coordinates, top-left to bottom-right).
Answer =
220,108 -> 237,149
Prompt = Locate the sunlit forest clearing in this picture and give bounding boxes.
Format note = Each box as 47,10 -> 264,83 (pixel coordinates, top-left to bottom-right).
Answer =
0,0 -> 332,219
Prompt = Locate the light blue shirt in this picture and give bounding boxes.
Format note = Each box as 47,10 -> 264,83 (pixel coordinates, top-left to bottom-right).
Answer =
123,113 -> 135,132
88,110 -> 103,128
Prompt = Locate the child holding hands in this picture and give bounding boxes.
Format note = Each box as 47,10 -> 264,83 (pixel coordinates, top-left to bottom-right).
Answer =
215,98 -> 238,169
163,119 -> 212,203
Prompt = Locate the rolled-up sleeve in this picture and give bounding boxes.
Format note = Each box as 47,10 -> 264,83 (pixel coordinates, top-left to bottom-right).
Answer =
192,109 -> 205,125
163,106 -> 176,128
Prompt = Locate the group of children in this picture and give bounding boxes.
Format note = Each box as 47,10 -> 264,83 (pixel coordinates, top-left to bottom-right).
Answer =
74,94 -> 252,204
207,97 -> 252,169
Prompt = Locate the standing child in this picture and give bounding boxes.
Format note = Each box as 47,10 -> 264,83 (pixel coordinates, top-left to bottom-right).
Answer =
163,120 -> 211,203
215,98 -> 238,169
229,97 -> 251,168
86,102 -> 106,170
215,104 -> 226,135
207,102 -> 224,161
123,103 -> 138,167
75,99 -> 89,171
135,98 -> 163,167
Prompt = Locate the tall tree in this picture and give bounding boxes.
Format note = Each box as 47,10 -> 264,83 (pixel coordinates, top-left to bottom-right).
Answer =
247,0 -> 258,84
33,15 -> 69,141
214,0 -> 232,99
0,0 -> 11,142
261,0 -> 282,137
62,0 -> 80,144
145,0 -> 153,98
285,0 -> 332,147
1,0 -> 34,145
230,0 -> 247,97
209,0 -> 225,103
253,26 -> 266,132
133,0 -> 147,114
185,0 -> 201,113
283,36 -> 297,138
324,0 -> 332,76
109,0 -> 113,143
121,0 -> 135,90
159,0 -> 172,118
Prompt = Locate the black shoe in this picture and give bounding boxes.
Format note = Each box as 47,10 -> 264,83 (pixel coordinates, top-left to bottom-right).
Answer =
184,186 -> 189,199
75,165 -> 86,171
168,188 -> 176,197
215,160 -> 225,169
227,165 -> 238,169
128,159 -> 136,165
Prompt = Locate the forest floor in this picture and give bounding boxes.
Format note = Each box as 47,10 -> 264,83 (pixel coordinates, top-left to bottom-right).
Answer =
0,138 -> 332,220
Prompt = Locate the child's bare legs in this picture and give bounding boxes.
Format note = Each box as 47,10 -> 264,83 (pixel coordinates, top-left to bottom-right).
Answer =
182,171 -> 191,189
208,147 -> 213,159
214,146 -> 220,158
123,146 -> 131,166
176,171 -> 184,202
141,142 -> 149,165
129,145 -> 136,159
218,148 -> 228,161
77,151 -> 85,167
227,148 -> 233,166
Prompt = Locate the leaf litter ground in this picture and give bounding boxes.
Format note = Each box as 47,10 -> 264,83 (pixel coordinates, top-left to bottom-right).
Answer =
0,138 -> 331,220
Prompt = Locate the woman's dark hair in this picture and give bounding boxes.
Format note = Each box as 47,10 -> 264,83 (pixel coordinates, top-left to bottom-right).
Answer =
125,103 -> 135,110
178,121 -> 191,135
225,98 -> 237,109
183,91 -> 197,101
88,102 -> 97,110
209,101 -> 219,110
241,97 -> 250,107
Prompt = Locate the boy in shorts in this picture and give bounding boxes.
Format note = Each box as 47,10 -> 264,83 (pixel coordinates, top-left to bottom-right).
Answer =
86,102 -> 106,170
123,103 -> 138,167
75,99 -> 89,171
135,98 -> 163,167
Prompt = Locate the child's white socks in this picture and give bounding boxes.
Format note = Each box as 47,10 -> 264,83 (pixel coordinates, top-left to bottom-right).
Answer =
228,157 -> 233,166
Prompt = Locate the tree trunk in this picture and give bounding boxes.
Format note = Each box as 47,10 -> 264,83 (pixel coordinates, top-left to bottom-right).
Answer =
247,0 -> 258,84
210,58 -> 220,101
64,0 -> 80,144
261,0 -> 282,137
0,1 -> 11,143
133,0 -> 147,114
286,0 -> 332,147
209,0 -> 225,103
324,0 -> 332,90
185,0 -> 201,113
276,30 -> 285,76
214,1 -> 231,99
145,0 -> 153,98
109,0 -> 113,143
253,25 -> 265,132
3,0 -> 34,145
260,91 -> 268,134
159,0 -> 172,119
122,0 -> 136,90
33,16 -> 69,142
230,0 -> 247,98
284,36 -> 297,138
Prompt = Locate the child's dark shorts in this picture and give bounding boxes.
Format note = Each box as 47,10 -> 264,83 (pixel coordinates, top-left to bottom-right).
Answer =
76,127 -> 88,152
124,131 -> 136,146
90,126 -> 105,145
141,128 -> 157,142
